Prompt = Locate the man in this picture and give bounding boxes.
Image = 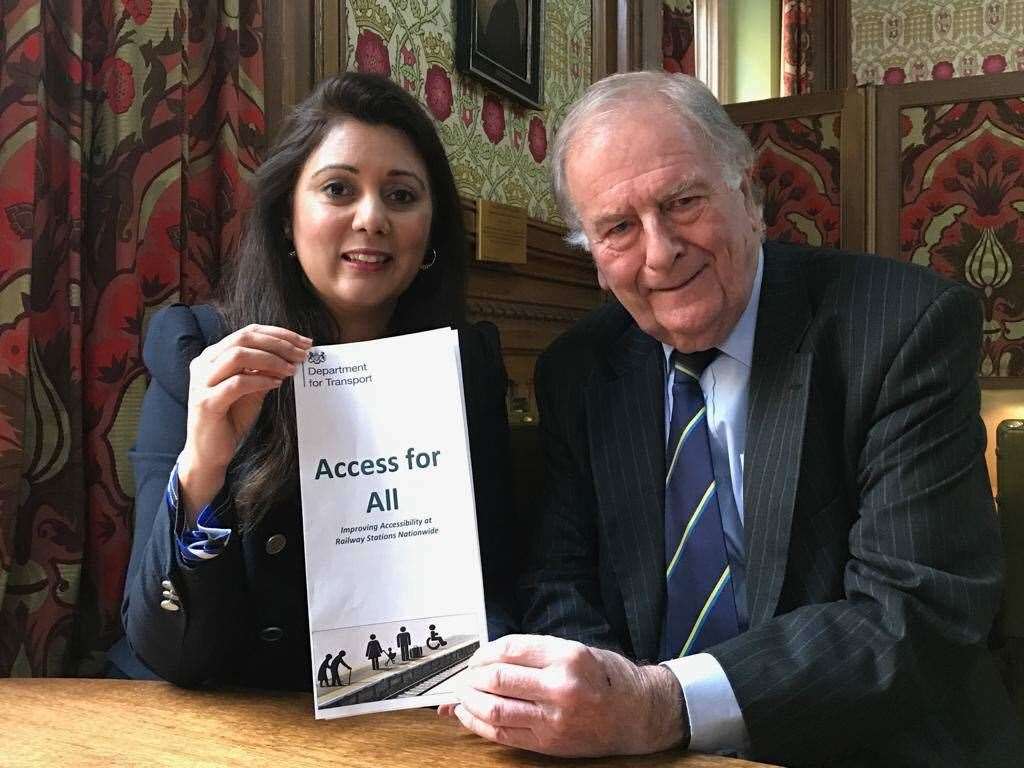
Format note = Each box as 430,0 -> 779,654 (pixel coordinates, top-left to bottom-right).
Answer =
397,626 -> 412,661
441,72 -> 1023,766
330,650 -> 351,686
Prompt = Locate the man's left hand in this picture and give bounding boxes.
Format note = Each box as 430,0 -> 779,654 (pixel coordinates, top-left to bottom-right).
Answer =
439,634 -> 689,757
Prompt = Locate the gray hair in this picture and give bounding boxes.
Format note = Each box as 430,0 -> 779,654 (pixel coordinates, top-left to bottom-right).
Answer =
550,72 -> 758,250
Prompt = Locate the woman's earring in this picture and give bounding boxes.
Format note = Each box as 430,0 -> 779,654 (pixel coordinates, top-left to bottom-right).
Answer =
420,248 -> 438,271
284,221 -> 296,257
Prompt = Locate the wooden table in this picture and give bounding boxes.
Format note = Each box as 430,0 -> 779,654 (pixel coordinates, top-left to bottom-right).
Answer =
0,679 -> 777,767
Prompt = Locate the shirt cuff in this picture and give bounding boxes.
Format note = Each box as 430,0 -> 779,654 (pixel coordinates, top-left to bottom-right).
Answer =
661,652 -> 749,755
167,462 -> 232,562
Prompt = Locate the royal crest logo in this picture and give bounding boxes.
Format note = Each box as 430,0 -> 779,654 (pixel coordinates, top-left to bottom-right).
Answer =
308,349 -> 326,365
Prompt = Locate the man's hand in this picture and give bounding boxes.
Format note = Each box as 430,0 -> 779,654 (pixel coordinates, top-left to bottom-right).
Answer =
439,634 -> 689,757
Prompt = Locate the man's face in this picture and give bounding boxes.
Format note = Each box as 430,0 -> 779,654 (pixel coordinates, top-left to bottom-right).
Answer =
565,105 -> 762,352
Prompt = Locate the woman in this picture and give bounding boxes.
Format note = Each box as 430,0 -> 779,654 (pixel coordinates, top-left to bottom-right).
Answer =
114,73 -> 517,689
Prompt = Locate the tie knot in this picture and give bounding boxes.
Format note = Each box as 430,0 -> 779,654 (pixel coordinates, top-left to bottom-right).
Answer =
671,349 -> 718,382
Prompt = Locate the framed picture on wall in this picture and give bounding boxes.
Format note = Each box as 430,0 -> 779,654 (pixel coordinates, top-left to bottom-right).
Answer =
456,0 -> 544,108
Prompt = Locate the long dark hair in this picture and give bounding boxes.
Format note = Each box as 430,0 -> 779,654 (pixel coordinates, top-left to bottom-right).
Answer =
219,72 -> 468,529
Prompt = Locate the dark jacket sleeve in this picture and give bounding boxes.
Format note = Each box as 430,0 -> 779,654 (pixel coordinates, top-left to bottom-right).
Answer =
121,304 -> 247,687
713,284 -> 1013,765
460,321 -> 520,638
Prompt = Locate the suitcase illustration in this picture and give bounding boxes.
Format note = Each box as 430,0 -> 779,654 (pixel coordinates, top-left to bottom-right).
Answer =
410,646 -> 423,659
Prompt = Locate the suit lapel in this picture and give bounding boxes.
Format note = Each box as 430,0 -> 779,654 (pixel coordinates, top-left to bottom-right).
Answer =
585,321 -> 666,662
744,248 -> 813,627
583,249 -> 814,650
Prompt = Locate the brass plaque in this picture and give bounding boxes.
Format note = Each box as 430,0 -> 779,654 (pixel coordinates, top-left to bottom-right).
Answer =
476,199 -> 527,264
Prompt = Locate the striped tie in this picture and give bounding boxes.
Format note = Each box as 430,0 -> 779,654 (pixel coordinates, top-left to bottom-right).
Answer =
659,349 -> 741,661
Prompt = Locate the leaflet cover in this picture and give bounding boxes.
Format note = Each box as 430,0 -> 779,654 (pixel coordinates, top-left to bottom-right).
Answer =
293,328 -> 487,719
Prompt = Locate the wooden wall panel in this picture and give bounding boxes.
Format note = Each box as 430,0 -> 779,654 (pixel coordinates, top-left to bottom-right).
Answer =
263,0 -> 346,142
726,91 -> 866,252
263,0 -> 315,143
873,70 -> 1024,386
461,201 -> 603,421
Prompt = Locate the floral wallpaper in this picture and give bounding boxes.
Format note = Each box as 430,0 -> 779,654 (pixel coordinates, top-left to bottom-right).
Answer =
852,0 -> 1024,85
899,97 -> 1024,378
347,0 -> 591,223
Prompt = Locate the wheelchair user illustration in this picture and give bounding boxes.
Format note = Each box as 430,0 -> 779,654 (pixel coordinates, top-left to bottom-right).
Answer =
425,624 -> 447,650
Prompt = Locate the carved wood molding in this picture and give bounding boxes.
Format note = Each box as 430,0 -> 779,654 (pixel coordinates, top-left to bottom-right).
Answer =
313,0 -> 347,81
466,298 -> 592,324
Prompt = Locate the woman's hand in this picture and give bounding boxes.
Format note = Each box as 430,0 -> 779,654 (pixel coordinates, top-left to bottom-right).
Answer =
177,324 -> 312,520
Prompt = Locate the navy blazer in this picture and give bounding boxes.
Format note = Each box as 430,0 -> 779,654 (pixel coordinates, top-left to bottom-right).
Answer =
117,305 -> 517,689
520,243 -> 1024,767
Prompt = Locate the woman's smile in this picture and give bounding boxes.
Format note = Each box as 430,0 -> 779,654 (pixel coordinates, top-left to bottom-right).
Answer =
341,248 -> 393,270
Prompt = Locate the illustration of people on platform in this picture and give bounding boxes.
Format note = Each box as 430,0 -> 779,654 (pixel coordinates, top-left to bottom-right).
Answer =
317,654 -> 333,687
397,626 -> 412,661
313,615 -> 482,711
426,624 -> 447,650
331,650 -> 352,686
366,634 -> 384,670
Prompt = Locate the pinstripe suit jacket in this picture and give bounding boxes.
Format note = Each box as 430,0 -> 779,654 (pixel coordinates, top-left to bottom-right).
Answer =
520,242 -> 1023,767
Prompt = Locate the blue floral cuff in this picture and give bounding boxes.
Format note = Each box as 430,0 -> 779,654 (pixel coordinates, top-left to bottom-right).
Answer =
167,462 -> 232,562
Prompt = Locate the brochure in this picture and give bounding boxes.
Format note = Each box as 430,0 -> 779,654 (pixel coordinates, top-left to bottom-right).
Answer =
293,328 -> 487,719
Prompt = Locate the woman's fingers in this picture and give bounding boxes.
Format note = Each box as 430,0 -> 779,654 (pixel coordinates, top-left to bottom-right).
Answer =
200,373 -> 284,417
206,324 -> 312,366
226,323 -> 312,349
202,346 -> 299,388
192,324 -> 314,390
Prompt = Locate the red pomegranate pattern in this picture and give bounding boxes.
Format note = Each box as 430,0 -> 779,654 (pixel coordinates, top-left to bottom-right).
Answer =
0,0 -> 265,676
355,30 -> 391,77
742,115 -> 842,249
899,98 -> 1024,377
424,65 -> 453,122
481,93 -> 505,145
528,116 -> 547,163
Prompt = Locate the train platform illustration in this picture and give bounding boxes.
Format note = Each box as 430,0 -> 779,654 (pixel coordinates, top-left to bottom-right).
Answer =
316,634 -> 479,709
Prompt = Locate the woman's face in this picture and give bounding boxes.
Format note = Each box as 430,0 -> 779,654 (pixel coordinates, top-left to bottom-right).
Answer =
290,119 -> 433,339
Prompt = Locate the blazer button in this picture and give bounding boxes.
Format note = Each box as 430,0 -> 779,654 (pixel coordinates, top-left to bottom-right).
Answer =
265,534 -> 287,555
160,599 -> 180,612
260,626 -> 284,642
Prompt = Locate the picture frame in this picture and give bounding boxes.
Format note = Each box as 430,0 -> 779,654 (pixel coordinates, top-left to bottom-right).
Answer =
455,0 -> 544,109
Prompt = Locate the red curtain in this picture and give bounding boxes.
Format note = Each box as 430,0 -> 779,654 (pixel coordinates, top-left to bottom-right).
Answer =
781,0 -> 813,95
662,2 -> 695,76
0,0 -> 264,676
